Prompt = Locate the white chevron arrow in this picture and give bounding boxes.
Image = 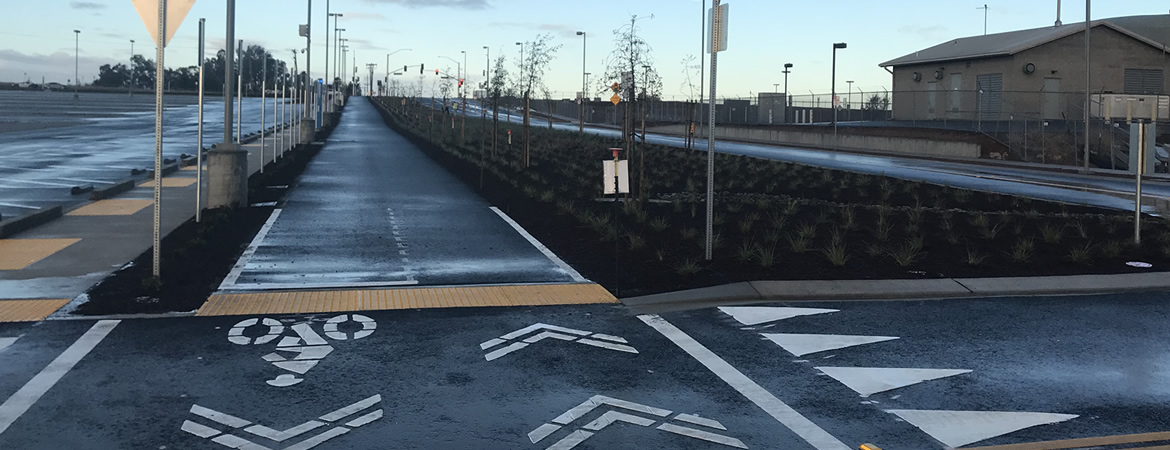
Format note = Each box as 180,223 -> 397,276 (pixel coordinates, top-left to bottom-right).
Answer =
530,395 -> 747,449
480,323 -> 637,361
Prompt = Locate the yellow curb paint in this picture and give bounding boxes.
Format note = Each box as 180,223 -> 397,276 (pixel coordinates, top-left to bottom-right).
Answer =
0,239 -> 82,270
139,178 -> 197,188
965,431 -> 1170,449
198,283 -> 617,316
0,299 -> 72,323
67,199 -> 153,216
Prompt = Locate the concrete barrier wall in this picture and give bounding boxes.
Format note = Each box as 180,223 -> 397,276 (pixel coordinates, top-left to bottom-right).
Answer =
651,124 -> 981,159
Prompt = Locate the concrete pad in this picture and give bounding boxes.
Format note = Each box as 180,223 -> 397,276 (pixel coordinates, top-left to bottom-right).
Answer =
67,199 -> 152,216
138,178 -> 197,188
622,282 -> 762,309
750,279 -> 973,300
956,272 -> 1170,297
0,239 -> 81,270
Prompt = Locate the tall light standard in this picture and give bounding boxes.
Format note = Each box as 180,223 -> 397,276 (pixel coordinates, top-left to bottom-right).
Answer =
335,27 -> 345,89
128,39 -> 135,95
516,41 -> 524,122
831,42 -> 847,150
782,63 -> 793,121
385,48 -> 412,96
73,29 -> 80,100
576,31 -> 586,132
846,80 -> 854,121
327,13 -> 342,112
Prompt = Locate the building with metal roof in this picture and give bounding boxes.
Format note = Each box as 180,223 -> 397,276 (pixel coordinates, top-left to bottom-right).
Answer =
880,15 -> 1170,122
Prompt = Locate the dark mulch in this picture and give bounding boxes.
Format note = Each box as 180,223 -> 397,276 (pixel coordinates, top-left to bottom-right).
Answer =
371,98 -> 1170,298
77,122 -> 336,315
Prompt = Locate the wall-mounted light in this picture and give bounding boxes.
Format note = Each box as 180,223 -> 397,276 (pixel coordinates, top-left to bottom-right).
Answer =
912,72 -> 922,82
1023,62 -> 1036,74
934,70 -> 944,80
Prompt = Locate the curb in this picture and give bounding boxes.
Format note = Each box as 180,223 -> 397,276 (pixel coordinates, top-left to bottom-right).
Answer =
621,272 -> 1170,313
0,206 -> 63,238
89,179 -> 138,201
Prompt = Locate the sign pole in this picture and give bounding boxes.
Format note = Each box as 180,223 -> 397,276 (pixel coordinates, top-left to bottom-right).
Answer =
151,0 -> 167,279
260,58 -> 266,173
1135,119 -> 1144,245
705,0 -> 721,261
196,17 -> 204,223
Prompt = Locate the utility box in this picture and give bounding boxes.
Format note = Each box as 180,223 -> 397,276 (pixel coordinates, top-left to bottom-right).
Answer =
1092,94 -> 1169,120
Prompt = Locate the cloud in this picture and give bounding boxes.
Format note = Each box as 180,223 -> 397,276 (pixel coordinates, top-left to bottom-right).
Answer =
489,22 -> 579,39
70,1 -> 105,9
342,11 -> 387,21
0,49 -> 117,83
363,0 -> 489,9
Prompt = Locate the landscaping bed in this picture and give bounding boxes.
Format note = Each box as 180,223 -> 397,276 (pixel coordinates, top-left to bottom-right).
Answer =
77,124 -> 335,315
372,98 -> 1170,297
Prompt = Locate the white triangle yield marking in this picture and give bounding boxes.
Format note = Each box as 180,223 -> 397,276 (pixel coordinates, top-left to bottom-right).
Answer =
761,333 -> 899,357
0,337 -> 16,353
718,306 -> 839,326
886,410 -> 1079,448
815,367 -> 972,397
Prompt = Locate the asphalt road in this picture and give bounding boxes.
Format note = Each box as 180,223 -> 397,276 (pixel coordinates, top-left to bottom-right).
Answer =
0,91 -> 289,219
220,99 -> 577,291
2,293 -> 1169,449
439,99 -> 1170,215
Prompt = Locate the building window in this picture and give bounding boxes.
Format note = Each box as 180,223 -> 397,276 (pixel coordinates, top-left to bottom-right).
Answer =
1124,69 -> 1163,95
976,73 -> 1003,121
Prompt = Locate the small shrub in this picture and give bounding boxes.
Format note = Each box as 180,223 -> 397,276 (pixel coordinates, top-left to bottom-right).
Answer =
680,227 -> 698,241
626,233 -> 646,250
1025,209 -> 1040,220
788,234 -> 811,253
980,223 -> 1005,240
966,249 -> 988,266
876,219 -> 893,242
1100,240 -> 1123,258
865,243 -> 885,257
814,208 -> 833,225
756,247 -> 777,267
971,213 -> 990,229
1067,243 -> 1095,265
888,242 -> 924,267
1040,223 -> 1065,244
649,217 -> 669,232
738,219 -> 755,234
1010,239 -> 1035,262
822,242 -> 850,267
798,223 -> 818,240
737,240 -> 760,262
675,258 -> 701,275
841,207 -> 857,230
726,202 -> 744,213
945,230 -> 961,245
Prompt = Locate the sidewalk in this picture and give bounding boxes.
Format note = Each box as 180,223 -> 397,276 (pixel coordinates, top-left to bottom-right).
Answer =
622,272 -> 1170,314
0,123 -> 302,322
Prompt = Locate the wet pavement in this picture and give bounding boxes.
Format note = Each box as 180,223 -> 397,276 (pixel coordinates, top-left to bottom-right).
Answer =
2,293 -> 1169,449
221,99 -> 577,291
0,91 -> 288,219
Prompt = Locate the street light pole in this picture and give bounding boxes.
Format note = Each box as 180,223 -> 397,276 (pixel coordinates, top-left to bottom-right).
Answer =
846,80 -> 853,121
832,42 -> 847,151
73,30 -> 80,100
783,63 -> 792,123
577,31 -> 586,132
1083,0 -> 1092,172
129,39 -> 135,95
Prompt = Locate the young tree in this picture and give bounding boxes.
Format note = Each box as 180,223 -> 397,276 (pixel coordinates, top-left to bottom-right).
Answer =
489,54 -> 509,155
516,33 -> 562,167
600,15 -> 663,198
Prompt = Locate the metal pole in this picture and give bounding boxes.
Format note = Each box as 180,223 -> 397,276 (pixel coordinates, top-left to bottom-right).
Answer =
705,0 -> 720,261
305,0 -> 312,119
151,0 -> 167,279
272,69 -> 277,161
699,0 -> 705,150
260,57 -> 266,173
1083,0 -> 1092,172
579,31 -> 586,132
832,46 -> 837,148
225,0 -> 235,144
196,19 -> 205,223
1136,120 -> 1145,244
129,39 -> 135,95
237,40 -> 243,142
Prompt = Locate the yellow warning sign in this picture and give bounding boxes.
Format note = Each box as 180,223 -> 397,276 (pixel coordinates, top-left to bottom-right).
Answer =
610,94 -> 621,106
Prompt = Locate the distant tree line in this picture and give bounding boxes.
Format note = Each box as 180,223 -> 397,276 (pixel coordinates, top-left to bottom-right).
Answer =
94,45 -> 298,95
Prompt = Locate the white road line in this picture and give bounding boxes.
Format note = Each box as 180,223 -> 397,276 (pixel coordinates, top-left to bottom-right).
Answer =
0,337 -> 17,353
638,314 -> 851,450
223,280 -> 420,291
489,206 -> 587,282
0,202 -> 40,210
0,320 -> 120,436
5,179 -> 75,187
54,177 -> 116,185
218,209 -> 282,290
657,423 -> 748,449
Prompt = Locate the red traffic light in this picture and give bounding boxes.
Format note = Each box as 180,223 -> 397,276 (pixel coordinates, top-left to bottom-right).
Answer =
435,69 -> 439,75
458,78 -> 464,87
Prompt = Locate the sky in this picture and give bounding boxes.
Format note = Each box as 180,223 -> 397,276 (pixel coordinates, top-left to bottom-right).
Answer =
0,0 -> 1165,100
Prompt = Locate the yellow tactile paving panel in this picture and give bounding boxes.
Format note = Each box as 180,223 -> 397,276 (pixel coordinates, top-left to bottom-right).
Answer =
139,178 -> 197,188
198,283 -> 618,316
0,299 -> 71,323
67,199 -> 153,216
0,239 -> 82,270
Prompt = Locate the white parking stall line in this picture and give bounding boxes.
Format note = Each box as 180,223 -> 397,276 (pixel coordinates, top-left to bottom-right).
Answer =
638,314 -> 851,450
0,202 -> 40,210
0,320 -> 120,436
53,177 -> 116,185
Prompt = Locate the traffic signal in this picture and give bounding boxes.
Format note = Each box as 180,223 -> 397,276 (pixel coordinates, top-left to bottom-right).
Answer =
458,78 -> 464,87
420,64 -> 424,74
435,69 -> 439,75
403,65 -> 407,73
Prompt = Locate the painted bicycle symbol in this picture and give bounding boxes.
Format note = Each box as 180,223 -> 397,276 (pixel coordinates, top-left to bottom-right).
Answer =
227,314 -> 377,387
